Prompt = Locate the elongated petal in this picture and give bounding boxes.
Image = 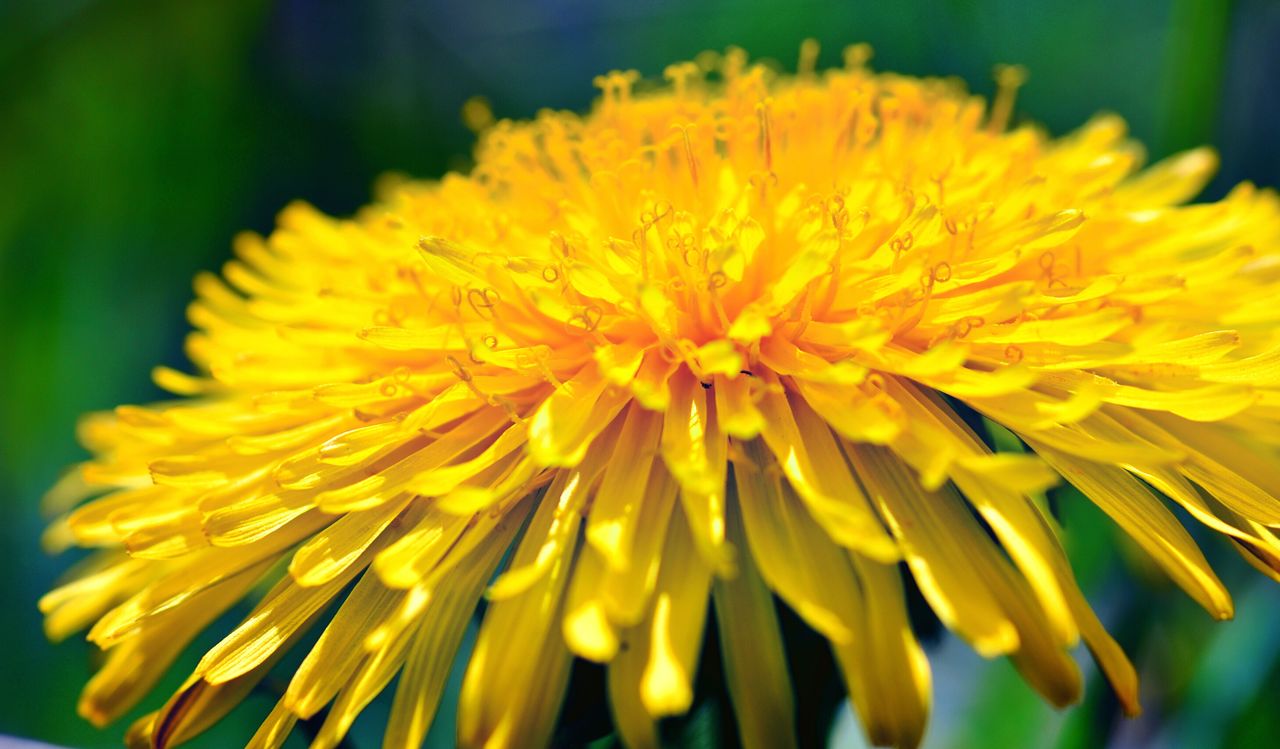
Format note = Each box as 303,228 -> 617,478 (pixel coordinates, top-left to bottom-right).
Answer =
714,498 -> 798,749
458,483 -> 579,749
845,443 -> 1019,655
1033,444 -> 1233,619
660,370 -> 732,569
755,382 -> 899,562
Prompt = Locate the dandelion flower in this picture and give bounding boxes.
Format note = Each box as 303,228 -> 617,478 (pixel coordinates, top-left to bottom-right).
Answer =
42,44 -> 1280,749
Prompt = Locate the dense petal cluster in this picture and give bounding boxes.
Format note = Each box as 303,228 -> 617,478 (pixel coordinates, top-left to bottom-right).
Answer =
43,45 -> 1280,749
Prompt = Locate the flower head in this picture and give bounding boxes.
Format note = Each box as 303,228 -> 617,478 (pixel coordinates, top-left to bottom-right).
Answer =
43,44 -> 1280,749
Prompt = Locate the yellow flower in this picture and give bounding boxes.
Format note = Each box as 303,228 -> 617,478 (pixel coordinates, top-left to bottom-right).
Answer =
42,43 -> 1280,749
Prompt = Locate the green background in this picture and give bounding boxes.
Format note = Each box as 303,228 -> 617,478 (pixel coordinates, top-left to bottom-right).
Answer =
3,0 -> 1279,747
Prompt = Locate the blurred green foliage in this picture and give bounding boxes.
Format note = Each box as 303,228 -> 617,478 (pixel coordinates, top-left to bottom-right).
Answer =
2,1 -> 1279,747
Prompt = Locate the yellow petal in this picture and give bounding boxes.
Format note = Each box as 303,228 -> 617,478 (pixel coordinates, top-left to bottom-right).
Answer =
197,533 -> 385,684
561,545 -> 620,661
322,518 -> 517,749
1067,589 -> 1141,717
661,371 -> 733,570
1200,344 -> 1280,385
89,520 -> 322,648
598,463 -> 680,628
373,506 -> 472,589
1033,444 -> 1233,619
289,498 -> 411,587
150,608 -> 321,749
1116,147 -> 1217,205
608,622 -> 660,749
78,560 -> 262,727
42,555 -> 151,643
841,554 -> 931,749
792,377 -> 903,444
891,383 -> 1077,646
968,306 -> 1132,347
457,485 -> 578,749
587,402 -> 664,569
755,382 -> 899,561
284,571 -> 405,718
487,450 -> 606,600
1039,371 -> 1255,422
1121,411 -> 1280,526
732,441 -> 859,642
528,369 -> 629,467
640,505 -> 713,717
245,700 -> 297,749
713,372 -> 765,439
713,499 -> 798,749
844,443 -> 1019,655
